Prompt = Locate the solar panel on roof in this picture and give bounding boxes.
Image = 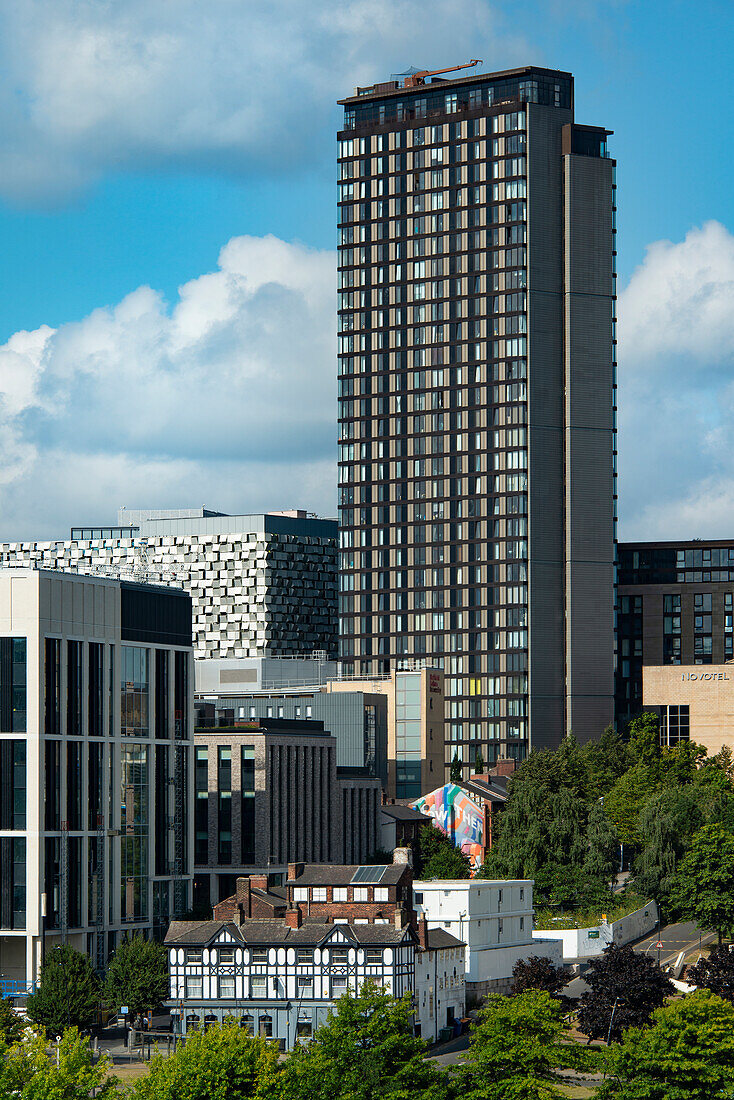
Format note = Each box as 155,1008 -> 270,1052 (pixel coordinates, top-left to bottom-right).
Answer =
351,865 -> 387,884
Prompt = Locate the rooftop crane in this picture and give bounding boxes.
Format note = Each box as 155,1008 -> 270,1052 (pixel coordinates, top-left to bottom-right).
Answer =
402,59 -> 483,88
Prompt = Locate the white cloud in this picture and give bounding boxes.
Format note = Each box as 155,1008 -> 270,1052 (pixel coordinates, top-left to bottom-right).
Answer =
617,220 -> 734,540
0,0 -> 529,202
0,234 -> 338,539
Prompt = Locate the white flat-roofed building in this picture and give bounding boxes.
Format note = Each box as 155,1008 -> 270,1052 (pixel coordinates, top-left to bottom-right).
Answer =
413,878 -> 562,996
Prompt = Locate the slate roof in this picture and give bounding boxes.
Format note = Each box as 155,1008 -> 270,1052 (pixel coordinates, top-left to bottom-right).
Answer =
381,804 -> 428,823
461,777 -> 508,804
424,928 -> 465,950
165,918 -> 415,948
288,863 -> 409,886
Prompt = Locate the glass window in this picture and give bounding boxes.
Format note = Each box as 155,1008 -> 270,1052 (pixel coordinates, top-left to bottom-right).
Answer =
251,948 -> 267,964
250,976 -> 267,998
186,976 -> 203,998
120,743 -> 149,921
219,976 -> 235,998
0,638 -> 26,733
186,949 -> 203,964
353,886 -> 368,902
330,948 -> 348,965
121,646 -> 149,737
366,949 -> 382,964
219,947 -> 235,965
333,887 -> 347,902
312,887 -> 326,902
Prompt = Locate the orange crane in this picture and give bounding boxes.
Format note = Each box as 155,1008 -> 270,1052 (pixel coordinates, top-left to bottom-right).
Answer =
402,60 -> 482,88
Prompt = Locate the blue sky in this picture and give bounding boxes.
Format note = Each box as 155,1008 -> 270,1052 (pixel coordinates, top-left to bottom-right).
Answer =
0,0 -> 733,540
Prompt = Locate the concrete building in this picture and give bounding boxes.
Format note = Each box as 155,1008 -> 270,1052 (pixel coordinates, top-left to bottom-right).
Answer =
336,65 -> 616,765
191,716 -> 381,910
412,877 -> 562,996
617,539 -> 734,724
165,851 -> 465,1044
0,508 -> 338,663
197,661 -> 444,799
327,667 -> 445,799
643,664 -> 734,755
0,567 -> 194,990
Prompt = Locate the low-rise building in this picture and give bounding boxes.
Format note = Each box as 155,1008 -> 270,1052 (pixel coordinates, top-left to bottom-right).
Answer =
413,878 -> 562,997
165,849 -> 465,1045
191,717 -> 381,909
379,803 -> 427,864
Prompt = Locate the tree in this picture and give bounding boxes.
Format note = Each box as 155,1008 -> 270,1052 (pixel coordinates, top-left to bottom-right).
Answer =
450,752 -> 463,784
103,935 -> 168,1020
510,956 -> 571,998
673,822 -> 734,943
26,946 -> 98,1036
474,750 -> 485,775
0,996 -> 24,1044
599,990 -> 734,1100
632,787 -> 703,914
576,944 -> 674,1042
281,982 -> 448,1100
133,1017 -> 281,1100
2,1027 -> 120,1100
687,944 -> 734,1003
418,823 -> 471,879
453,989 -> 598,1100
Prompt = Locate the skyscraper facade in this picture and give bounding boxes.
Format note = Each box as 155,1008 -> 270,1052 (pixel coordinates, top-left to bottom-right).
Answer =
337,65 -> 616,770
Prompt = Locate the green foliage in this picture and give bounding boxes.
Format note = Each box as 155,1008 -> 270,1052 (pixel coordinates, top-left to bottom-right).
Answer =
1,1027 -> 120,1100
673,822 -> 734,942
510,956 -> 571,997
632,787 -> 703,914
418,823 -> 471,879
599,990 -> 734,1100
450,751 -> 463,784
133,1017 -> 281,1100
103,934 -> 168,1020
479,739 -> 618,907
0,996 -> 24,1044
474,750 -> 485,774
576,944 -> 675,1042
26,946 -> 99,1036
280,981 -> 448,1100
453,989 -> 599,1100
688,944 -> 734,1003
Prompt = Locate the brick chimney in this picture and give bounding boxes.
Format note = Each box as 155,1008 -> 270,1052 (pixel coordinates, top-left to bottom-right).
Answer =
288,862 -> 305,881
285,906 -> 302,929
249,874 -> 268,892
236,877 -> 251,917
418,917 -> 429,950
394,907 -> 408,930
490,759 -> 516,777
393,847 -> 413,867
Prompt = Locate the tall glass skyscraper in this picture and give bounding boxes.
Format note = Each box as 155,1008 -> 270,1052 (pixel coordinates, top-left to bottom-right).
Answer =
336,65 -> 616,773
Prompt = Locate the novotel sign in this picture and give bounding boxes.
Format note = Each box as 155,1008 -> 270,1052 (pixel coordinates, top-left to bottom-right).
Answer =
681,672 -> 730,682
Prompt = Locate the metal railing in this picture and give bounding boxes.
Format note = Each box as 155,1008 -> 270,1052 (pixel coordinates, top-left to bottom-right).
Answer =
0,978 -> 36,998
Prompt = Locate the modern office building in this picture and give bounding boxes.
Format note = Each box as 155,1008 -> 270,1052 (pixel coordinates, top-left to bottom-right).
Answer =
643,664 -> 734,755
336,64 -> 616,766
0,567 -> 194,990
196,660 -> 444,799
0,508 -> 338,662
191,715 -> 381,910
616,540 -> 734,723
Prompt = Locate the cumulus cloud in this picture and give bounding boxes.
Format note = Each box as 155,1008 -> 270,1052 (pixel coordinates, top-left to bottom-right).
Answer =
617,221 -> 734,540
0,0 -> 528,202
0,234 -> 338,539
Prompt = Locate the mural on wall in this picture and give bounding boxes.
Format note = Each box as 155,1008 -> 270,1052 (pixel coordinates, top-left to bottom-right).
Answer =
412,783 -> 484,870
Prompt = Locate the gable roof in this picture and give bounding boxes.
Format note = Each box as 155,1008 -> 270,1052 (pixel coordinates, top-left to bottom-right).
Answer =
424,928 -> 465,950
165,918 -> 416,948
289,863 -> 410,887
381,804 -> 428,823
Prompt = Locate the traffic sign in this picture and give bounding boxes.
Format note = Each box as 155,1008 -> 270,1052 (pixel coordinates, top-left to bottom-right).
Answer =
655,942 -> 664,949
120,1006 -> 129,1015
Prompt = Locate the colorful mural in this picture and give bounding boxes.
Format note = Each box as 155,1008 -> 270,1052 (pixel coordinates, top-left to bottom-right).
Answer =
412,783 -> 484,870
